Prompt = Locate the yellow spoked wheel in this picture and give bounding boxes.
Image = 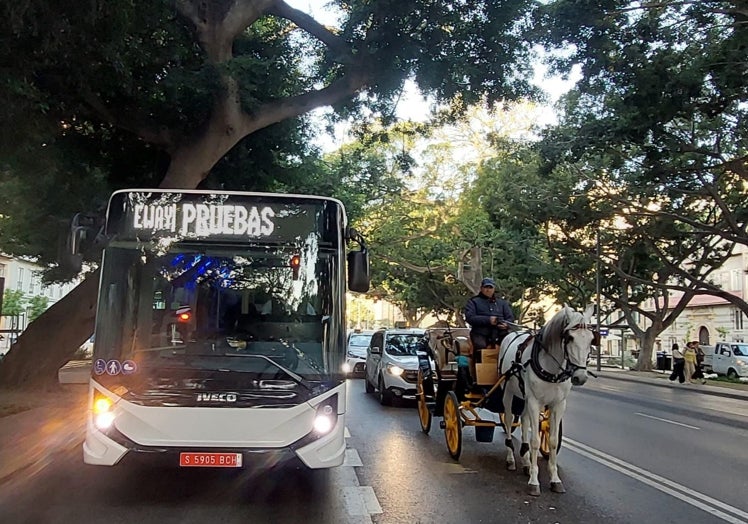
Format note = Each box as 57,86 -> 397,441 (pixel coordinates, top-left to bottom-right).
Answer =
443,391 -> 462,460
416,370 -> 432,434
539,408 -> 563,459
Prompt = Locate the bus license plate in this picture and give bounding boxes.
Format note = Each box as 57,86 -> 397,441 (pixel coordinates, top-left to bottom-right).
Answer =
179,452 -> 243,468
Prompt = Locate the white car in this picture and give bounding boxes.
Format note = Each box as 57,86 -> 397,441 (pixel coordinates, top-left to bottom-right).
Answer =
702,342 -> 748,379
343,329 -> 374,377
365,328 -> 426,405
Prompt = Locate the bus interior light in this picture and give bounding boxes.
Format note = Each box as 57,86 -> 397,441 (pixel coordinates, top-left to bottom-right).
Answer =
176,306 -> 192,323
290,254 -> 301,280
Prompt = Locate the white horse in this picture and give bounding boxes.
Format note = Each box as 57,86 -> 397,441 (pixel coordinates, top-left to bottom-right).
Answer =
499,305 -> 595,496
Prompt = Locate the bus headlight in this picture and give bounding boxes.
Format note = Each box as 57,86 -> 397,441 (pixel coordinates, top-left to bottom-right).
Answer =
387,364 -> 404,376
92,391 -> 116,430
313,404 -> 335,435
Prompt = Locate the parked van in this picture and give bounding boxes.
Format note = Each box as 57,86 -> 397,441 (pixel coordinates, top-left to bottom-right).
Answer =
701,342 -> 748,379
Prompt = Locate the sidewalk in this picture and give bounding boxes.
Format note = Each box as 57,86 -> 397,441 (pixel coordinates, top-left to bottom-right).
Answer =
594,366 -> 748,401
0,385 -> 88,485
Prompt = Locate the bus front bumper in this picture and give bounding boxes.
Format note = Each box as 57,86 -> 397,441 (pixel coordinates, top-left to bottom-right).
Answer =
83,413 -> 346,470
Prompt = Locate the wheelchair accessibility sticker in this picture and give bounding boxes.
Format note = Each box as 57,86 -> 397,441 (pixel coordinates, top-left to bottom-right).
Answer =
93,359 -> 107,375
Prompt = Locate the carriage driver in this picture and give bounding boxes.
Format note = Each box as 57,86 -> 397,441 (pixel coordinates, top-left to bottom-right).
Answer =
464,277 -> 515,363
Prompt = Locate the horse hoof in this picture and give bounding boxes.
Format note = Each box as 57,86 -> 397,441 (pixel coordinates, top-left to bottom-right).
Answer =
522,466 -> 530,476
528,484 -> 541,497
507,463 -> 516,471
550,481 -> 566,493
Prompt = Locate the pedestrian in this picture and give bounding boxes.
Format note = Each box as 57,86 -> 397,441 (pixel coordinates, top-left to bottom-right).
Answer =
683,342 -> 698,384
464,277 -> 514,362
668,343 -> 686,384
689,341 -> 707,384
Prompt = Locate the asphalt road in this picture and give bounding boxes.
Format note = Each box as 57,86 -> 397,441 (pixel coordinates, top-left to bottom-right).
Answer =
0,377 -> 746,524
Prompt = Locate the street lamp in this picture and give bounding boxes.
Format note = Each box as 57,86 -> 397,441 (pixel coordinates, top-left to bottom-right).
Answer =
596,227 -> 602,372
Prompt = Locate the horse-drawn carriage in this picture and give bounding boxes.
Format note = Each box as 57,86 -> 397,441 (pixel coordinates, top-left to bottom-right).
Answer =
415,306 -> 596,496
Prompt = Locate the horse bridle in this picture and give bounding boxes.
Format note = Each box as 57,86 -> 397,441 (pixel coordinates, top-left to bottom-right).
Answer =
529,324 -> 593,383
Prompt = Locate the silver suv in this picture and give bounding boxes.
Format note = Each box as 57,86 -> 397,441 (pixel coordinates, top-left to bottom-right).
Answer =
365,328 -> 426,405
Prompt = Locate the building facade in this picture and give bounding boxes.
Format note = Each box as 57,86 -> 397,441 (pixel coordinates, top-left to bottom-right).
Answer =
0,254 -> 77,355
639,244 -> 748,353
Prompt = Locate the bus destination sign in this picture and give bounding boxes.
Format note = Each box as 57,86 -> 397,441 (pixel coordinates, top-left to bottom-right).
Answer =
132,202 -> 275,238
107,192 -> 332,242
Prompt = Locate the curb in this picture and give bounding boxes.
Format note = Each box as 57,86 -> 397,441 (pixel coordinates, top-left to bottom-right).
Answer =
598,372 -> 748,401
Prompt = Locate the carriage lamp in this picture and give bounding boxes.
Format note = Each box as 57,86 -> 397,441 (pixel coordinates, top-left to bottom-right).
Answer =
92,391 -> 116,430
313,404 -> 335,434
386,364 -> 404,376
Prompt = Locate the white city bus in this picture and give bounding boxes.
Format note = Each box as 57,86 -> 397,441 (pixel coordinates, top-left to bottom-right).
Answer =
75,189 -> 369,470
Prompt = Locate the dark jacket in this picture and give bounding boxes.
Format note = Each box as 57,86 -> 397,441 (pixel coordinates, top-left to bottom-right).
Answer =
464,293 -> 514,341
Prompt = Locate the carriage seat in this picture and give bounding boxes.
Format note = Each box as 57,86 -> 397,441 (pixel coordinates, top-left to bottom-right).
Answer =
426,328 -> 471,375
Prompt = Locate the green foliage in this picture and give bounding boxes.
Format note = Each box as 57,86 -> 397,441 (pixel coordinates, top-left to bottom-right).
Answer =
535,1 -> 748,251
0,0 -> 542,283
27,295 -> 49,322
470,142 -> 572,306
1,289 -> 25,316
522,0 -> 748,324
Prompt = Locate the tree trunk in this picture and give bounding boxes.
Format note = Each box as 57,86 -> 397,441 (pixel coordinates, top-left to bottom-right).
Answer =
633,325 -> 661,372
0,270 -> 99,388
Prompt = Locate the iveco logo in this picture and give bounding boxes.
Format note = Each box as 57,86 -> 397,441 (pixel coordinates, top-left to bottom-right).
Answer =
196,393 -> 237,402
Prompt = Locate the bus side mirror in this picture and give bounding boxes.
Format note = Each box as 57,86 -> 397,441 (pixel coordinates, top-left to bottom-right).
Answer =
347,249 -> 370,293
345,227 -> 370,293
62,212 -> 107,273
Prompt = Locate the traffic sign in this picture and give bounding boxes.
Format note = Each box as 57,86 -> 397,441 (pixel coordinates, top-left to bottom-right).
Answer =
599,328 -> 609,336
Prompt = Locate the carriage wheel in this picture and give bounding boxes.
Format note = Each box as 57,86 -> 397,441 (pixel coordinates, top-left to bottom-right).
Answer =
539,409 -> 563,459
416,370 -> 432,434
443,391 -> 462,460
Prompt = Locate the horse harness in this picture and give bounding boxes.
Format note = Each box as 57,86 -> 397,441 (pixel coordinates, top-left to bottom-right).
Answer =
501,325 -> 588,398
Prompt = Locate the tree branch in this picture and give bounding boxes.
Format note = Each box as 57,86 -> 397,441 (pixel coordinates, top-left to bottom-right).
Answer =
239,69 -> 368,134
80,88 -> 175,150
267,0 -> 356,64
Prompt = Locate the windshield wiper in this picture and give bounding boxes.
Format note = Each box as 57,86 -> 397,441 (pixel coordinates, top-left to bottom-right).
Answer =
155,351 -> 310,390
224,353 -> 310,390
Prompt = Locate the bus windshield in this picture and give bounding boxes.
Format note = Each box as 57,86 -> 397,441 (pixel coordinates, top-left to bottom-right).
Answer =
93,241 -> 337,390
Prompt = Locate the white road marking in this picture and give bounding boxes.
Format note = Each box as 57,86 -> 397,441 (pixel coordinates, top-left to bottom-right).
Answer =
565,438 -> 748,523
341,486 -> 383,517
635,412 -> 700,430
359,486 -> 384,515
344,448 -> 363,467
436,462 -> 478,474
340,427 -> 382,521
345,427 -> 351,438
595,384 -> 624,393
